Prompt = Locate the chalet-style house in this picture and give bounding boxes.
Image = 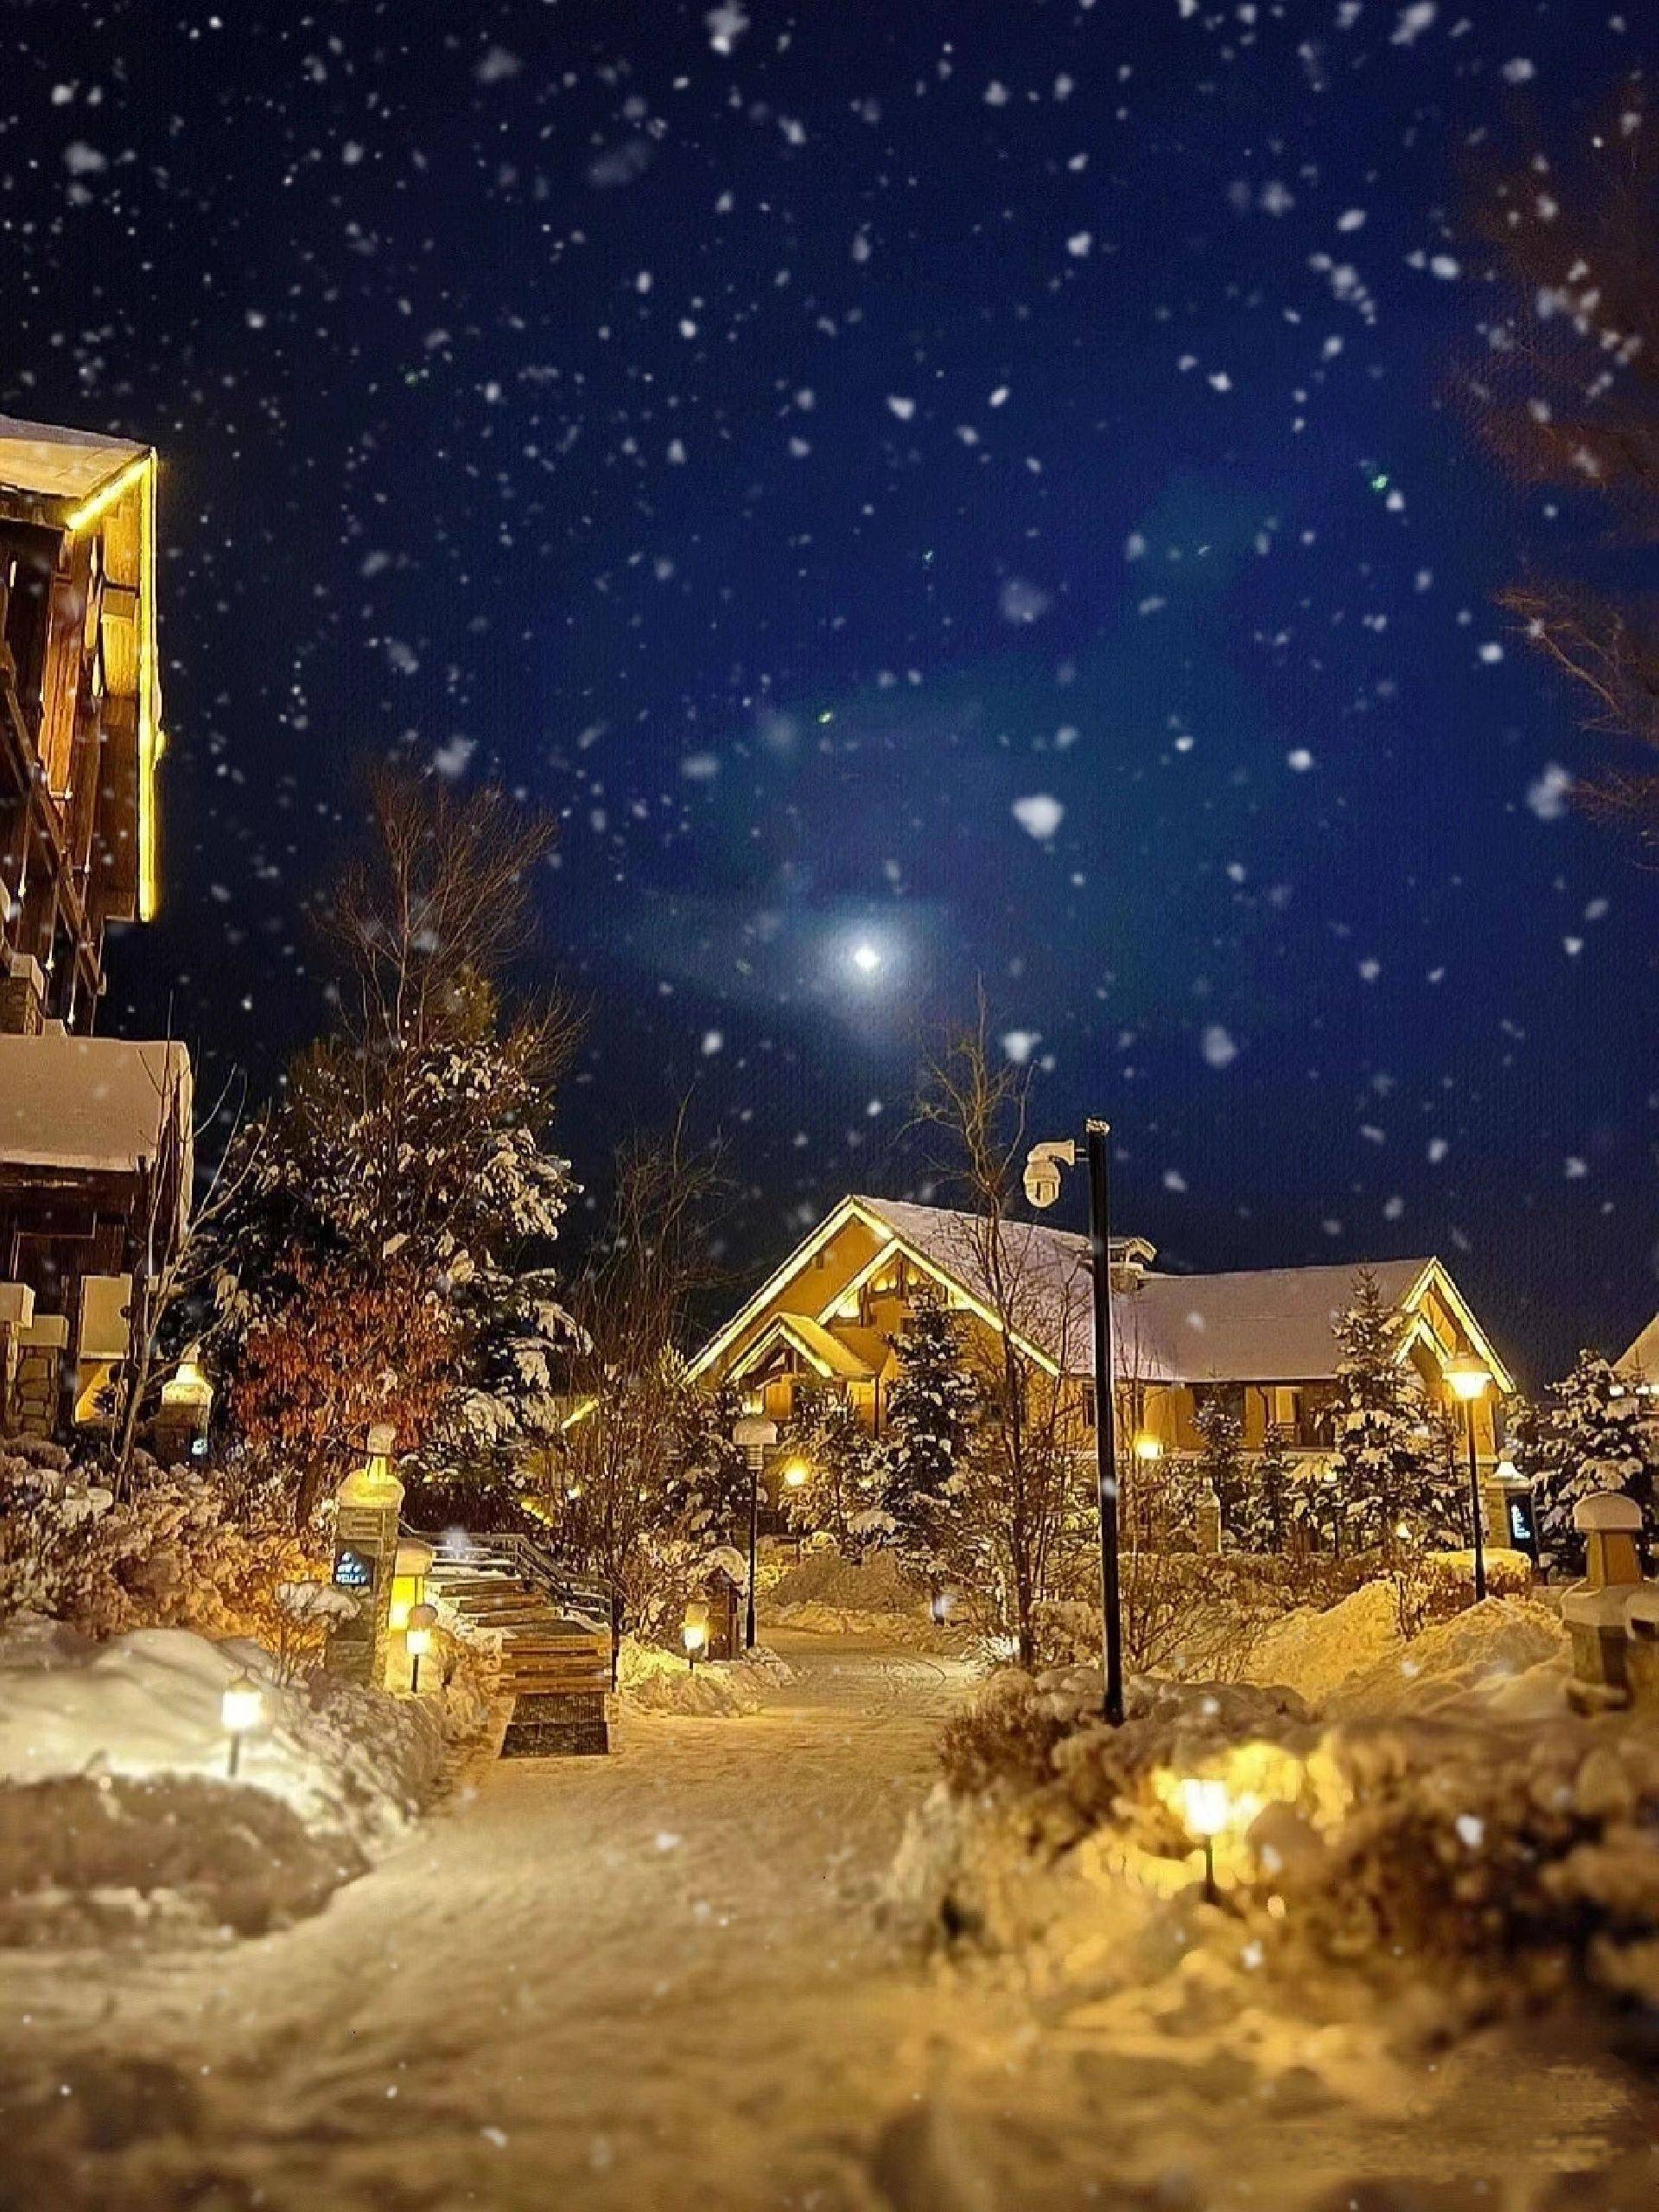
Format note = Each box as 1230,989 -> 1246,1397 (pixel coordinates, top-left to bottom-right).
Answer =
692,1193 -> 1522,1542
0,417 -> 187,1436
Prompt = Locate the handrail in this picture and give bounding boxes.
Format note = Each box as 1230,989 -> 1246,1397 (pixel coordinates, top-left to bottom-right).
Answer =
404,1522 -> 619,1637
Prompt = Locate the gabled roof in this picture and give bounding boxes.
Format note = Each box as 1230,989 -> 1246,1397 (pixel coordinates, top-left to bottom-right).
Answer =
729,1312 -> 876,1384
694,1192 -> 1514,1395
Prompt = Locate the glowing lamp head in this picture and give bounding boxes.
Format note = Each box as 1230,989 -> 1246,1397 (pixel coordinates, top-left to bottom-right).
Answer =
406,1603 -> 437,1660
1132,1432 -> 1163,1463
1446,1355 -> 1491,1404
683,1621 -> 709,1657
221,1672 -> 264,1739
1178,1776 -> 1230,1840
782,1459 -> 810,1489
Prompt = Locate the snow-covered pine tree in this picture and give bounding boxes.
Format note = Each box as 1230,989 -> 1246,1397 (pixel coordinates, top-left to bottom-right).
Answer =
881,1290 -> 977,1579
1192,1389 -> 1244,1540
1232,1421 -> 1292,1553
1520,1349 -> 1659,1575
1325,1269 -> 1459,1554
778,1387 -> 889,1554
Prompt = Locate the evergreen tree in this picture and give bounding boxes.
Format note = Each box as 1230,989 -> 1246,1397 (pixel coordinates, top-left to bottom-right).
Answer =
1325,1271 -> 1459,1554
1519,1349 -> 1659,1575
1192,1389 -> 1245,1539
1232,1422 -> 1292,1554
779,1387 -> 889,1554
881,1292 -> 977,1578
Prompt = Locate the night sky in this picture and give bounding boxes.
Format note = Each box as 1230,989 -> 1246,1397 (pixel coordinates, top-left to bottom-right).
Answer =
4,1 -> 1656,1383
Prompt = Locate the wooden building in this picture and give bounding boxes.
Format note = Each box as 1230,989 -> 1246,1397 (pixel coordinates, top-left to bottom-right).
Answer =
692,1193 -> 1522,1539
0,418 -> 183,1439
0,416 -> 163,1033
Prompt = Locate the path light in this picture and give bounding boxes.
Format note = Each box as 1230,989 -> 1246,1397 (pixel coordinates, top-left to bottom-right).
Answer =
683,1601 -> 709,1672
1445,1353 -> 1492,1604
221,1670 -> 264,1779
406,1602 -> 438,1694
1178,1776 -> 1231,1906
1133,1432 -> 1163,1463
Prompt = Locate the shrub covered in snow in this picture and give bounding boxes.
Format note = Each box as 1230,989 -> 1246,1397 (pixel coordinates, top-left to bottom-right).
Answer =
0,1452 -> 317,1643
615,1633 -> 791,1717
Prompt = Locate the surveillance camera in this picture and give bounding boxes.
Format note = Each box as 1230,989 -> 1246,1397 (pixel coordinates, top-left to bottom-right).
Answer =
1022,1137 -> 1077,1211
1023,1159 -> 1062,1210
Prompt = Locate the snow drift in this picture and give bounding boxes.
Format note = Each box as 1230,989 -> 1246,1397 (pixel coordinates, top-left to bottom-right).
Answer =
0,1623 -> 454,1942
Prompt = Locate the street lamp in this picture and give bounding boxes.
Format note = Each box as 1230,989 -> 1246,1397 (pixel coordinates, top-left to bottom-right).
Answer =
1446,1353 -> 1491,1603
733,1414 -> 778,1653
1178,1776 -> 1231,1907
1024,1117 -> 1124,1726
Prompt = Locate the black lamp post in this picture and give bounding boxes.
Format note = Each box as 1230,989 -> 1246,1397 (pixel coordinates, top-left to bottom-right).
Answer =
1025,1117 -> 1124,1726
733,1414 -> 778,1650
1446,1355 -> 1491,1604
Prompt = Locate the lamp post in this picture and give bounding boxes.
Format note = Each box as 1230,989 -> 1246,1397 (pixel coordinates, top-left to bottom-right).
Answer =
733,1414 -> 778,1652
1024,1117 -> 1124,1726
1446,1353 -> 1492,1604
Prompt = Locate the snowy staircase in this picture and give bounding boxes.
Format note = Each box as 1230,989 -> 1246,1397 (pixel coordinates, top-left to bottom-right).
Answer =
419,1534 -> 616,1759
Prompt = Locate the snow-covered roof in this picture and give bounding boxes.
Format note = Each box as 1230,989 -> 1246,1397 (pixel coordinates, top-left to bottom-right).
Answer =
0,1032 -> 191,1177
1618,1313 -> 1659,1389
0,415 -> 149,508
853,1197 -> 1446,1383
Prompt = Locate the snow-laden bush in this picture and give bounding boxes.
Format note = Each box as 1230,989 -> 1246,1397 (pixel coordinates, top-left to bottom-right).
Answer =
0,1452 -> 316,1643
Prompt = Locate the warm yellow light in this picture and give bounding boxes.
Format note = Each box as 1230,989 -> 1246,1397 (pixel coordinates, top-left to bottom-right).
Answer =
1178,1776 -> 1230,1839
221,1673 -> 264,1738
63,451 -> 151,534
1132,1432 -> 1163,1463
782,1459 -> 810,1488
1445,1354 -> 1491,1403
405,1625 -> 432,1659
388,1598 -> 412,1632
683,1621 -> 708,1655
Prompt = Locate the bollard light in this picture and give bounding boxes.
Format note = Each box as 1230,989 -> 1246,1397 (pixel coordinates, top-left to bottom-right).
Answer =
1178,1775 -> 1231,1906
683,1601 -> 709,1672
406,1602 -> 438,1694
221,1670 -> 264,1779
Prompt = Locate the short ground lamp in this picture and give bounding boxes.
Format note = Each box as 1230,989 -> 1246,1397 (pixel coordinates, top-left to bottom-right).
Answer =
1178,1777 -> 1231,1907
324,1423 -> 404,1688
405,1603 -> 438,1694
683,1599 -> 710,1672
221,1669 -> 264,1778
1444,1354 -> 1492,1603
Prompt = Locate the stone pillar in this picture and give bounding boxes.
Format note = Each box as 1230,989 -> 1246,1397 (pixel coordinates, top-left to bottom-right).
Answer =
323,1423 -> 404,1688
1561,1492 -> 1646,1702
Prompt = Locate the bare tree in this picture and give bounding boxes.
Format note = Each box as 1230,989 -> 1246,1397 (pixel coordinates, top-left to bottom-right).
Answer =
550,1104 -> 747,1629
913,995 -> 1092,1666
107,1062 -> 264,1496
1461,76 -> 1659,849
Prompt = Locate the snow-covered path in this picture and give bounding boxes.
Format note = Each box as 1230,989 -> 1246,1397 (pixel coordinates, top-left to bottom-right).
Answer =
4,1632 -> 1657,2210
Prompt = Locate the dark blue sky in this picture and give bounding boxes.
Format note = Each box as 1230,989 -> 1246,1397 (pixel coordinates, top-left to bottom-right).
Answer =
4,1 -> 1656,1382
